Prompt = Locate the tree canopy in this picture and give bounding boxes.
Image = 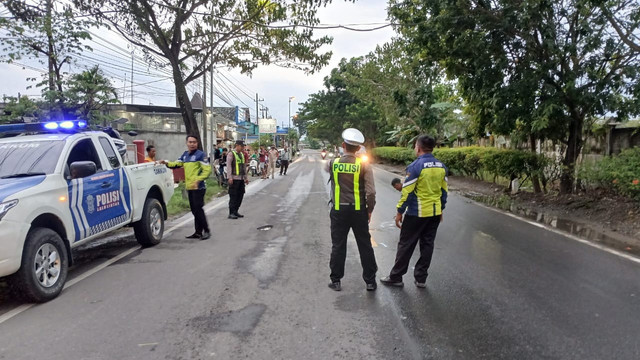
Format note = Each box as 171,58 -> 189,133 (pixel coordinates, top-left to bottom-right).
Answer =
75,0 -> 349,148
388,0 -> 640,193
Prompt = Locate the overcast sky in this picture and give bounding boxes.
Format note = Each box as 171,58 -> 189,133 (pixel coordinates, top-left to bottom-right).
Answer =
0,0 -> 395,127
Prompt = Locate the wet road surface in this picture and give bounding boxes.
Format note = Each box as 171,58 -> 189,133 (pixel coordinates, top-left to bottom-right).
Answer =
0,150 -> 639,359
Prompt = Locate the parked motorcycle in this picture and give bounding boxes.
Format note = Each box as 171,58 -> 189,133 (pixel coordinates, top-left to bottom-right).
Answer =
249,159 -> 259,177
321,149 -> 327,159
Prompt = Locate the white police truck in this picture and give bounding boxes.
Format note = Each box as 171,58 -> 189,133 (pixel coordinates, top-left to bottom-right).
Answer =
0,120 -> 174,302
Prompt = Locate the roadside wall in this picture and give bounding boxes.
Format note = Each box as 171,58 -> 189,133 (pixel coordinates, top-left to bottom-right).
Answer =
121,131 -> 188,161
608,127 -> 640,155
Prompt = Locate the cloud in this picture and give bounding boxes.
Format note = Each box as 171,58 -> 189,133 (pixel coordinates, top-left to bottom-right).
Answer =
0,0 -> 395,126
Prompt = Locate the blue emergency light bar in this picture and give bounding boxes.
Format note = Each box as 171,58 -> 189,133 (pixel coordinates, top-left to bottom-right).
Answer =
0,120 -> 87,134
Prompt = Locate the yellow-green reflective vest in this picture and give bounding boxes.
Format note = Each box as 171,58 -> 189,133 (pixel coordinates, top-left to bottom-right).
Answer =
332,157 -> 363,210
232,151 -> 245,176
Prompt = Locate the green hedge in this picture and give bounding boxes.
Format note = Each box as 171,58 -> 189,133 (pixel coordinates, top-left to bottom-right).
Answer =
372,146 -> 546,182
579,148 -> 640,200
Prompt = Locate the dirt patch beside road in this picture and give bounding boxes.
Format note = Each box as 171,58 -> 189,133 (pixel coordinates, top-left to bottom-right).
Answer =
374,161 -> 640,256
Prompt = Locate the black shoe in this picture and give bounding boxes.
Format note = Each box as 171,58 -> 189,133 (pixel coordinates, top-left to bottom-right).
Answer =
328,282 -> 341,291
234,212 -> 245,218
186,233 -> 201,239
200,231 -> 210,240
228,214 -> 238,219
366,282 -> 377,291
380,276 -> 404,287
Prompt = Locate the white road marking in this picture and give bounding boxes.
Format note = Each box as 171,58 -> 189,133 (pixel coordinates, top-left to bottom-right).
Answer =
373,164 -> 640,265
0,246 -> 139,325
0,186 -> 238,325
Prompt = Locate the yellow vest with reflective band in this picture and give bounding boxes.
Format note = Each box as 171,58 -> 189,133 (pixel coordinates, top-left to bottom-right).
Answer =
232,151 -> 245,176
332,157 -> 362,210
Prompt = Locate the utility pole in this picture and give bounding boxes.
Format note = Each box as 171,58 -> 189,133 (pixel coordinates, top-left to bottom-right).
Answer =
210,16 -> 216,149
202,69 -> 208,152
130,51 -> 134,104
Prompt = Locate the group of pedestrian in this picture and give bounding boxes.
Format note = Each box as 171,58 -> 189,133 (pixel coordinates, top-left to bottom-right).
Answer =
326,128 -> 448,292
151,136 -> 296,240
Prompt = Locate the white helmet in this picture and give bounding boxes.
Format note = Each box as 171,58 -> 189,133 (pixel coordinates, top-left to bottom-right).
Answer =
342,128 -> 365,146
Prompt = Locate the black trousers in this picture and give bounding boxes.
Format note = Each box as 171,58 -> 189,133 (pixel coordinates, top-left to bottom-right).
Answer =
329,208 -> 377,284
389,215 -> 440,283
280,160 -> 289,174
228,180 -> 245,215
187,189 -> 209,234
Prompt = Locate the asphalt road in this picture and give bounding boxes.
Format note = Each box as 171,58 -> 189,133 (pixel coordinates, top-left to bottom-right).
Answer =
0,150 -> 639,360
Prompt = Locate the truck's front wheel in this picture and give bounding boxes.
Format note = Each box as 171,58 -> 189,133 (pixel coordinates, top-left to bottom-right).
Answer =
10,228 -> 69,303
134,198 -> 164,247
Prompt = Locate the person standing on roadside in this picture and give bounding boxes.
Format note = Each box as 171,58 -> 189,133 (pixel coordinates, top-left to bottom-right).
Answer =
144,145 -> 156,163
162,135 -> 211,240
280,145 -> 291,176
259,145 -> 268,179
227,140 -> 249,219
268,146 -> 279,179
326,128 -> 378,292
380,135 -> 448,288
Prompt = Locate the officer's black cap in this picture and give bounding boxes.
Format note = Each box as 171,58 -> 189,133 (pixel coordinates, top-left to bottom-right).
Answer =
235,140 -> 245,146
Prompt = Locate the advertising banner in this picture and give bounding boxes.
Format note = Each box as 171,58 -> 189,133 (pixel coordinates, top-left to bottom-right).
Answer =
258,118 -> 277,134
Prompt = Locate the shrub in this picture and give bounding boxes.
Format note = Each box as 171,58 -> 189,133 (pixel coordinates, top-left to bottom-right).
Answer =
371,146 -> 415,165
373,146 -> 546,183
579,148 -> 640,200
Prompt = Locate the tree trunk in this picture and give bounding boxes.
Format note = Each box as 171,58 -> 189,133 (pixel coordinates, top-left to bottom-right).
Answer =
529,134 -> 543,193
172,68 -> 202,150
45,0 -> 62,120
559,115 -> 583,194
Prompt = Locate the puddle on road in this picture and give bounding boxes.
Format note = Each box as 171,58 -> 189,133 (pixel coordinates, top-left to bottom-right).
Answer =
191,304 -> 266,335
466,193 -> 639,256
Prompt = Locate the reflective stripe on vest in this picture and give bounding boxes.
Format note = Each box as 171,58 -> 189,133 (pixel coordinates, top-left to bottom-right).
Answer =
332,157 -> 362,210
232,151 -> 245,175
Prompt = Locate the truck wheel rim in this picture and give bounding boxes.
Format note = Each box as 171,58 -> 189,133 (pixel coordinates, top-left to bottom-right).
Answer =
34,243 -> 61,288
150,207 -> 162,238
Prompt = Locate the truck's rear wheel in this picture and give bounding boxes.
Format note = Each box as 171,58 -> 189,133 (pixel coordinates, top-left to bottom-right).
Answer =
134,198 -> 164,247
10,228 -> 69,303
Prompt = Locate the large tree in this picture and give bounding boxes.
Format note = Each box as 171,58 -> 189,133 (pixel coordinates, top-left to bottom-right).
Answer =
0,0 -> 93,118
297,57 -> 382,146
64,65 -> 119,124
76,0 -> 345,148
390,0 -> 640,193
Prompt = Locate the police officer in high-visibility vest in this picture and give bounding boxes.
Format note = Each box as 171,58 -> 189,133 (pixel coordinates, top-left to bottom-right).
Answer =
227,140 -> 249,219
380,134 -> 448,288
326,128 -> 378,291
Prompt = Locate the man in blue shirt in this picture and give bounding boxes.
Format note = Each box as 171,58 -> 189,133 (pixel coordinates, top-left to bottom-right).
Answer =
381,135 -> 448,288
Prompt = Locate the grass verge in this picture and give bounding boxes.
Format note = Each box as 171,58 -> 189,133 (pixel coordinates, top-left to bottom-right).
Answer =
166,178 -> 224,216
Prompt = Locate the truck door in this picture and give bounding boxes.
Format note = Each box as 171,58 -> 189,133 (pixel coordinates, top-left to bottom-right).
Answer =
66,138 -> 130,242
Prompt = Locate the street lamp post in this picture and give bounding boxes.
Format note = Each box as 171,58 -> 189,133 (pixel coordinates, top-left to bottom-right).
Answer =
288,96 -> 295,146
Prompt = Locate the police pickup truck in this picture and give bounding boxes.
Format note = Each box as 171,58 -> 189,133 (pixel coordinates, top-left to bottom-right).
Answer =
0,121 -> 174,302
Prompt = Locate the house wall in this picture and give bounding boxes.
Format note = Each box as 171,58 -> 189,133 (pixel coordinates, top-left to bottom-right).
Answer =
608,128 -> 640,155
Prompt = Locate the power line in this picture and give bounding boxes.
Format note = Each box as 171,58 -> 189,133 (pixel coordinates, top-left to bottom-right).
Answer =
147,0 -> 395,32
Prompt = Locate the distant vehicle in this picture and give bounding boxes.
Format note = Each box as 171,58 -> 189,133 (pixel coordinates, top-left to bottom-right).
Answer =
0,121 -> 174,302
357,145 -> 369,162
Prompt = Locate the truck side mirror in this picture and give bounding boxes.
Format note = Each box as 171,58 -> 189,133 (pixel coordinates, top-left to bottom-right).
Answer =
69,161 -> 97,179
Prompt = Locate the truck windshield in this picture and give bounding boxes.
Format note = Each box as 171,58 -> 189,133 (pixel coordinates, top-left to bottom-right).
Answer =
0,141 -> 65,178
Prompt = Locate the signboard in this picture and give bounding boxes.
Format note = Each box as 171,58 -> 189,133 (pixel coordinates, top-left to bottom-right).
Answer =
258,118 -> 277,134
